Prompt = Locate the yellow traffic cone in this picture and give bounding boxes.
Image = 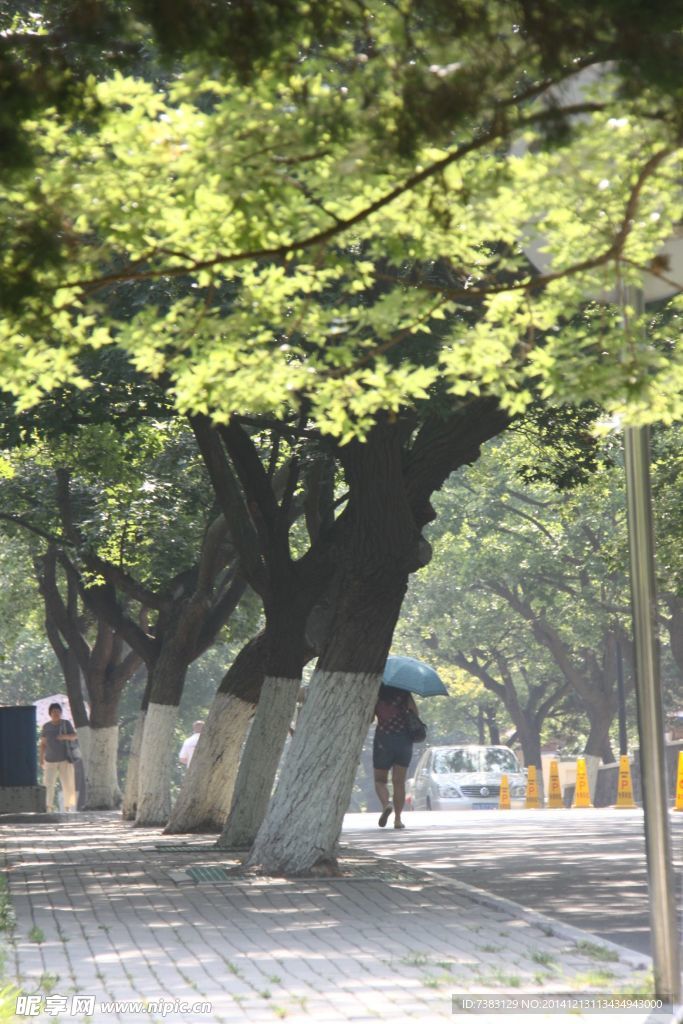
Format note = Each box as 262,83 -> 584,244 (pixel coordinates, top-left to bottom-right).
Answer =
572,757 -> 593,808
547,760 -> 564,808
524,765 -> 542,808
613,755 -> 637,809
673,751 -> 683,812
498,773 -> 511,810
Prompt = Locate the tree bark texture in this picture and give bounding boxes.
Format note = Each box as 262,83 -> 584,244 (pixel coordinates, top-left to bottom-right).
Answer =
247,669 -> 381,874
165,633 -> 266,833
665,596 -> 683,678
82,725 -> 121,809
217,676 -> 300,850
134,702 -> 179,827
122,710 -> 146,820
164,692 -> 254,833
133,602 -> 207,825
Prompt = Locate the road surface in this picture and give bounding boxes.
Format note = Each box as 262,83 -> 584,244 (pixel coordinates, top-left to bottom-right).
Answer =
342,807 -> 683,955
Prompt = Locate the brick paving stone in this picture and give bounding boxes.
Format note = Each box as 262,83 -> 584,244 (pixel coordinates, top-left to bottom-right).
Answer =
0,813 -> 660,1024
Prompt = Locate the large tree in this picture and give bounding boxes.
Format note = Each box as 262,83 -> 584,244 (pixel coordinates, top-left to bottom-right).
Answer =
1,3 -> 682,870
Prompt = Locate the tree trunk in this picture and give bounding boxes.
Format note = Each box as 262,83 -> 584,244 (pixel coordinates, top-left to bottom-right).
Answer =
486,711 -> 501,745
83,726 -> 121,808
165,693 -> 254,832
165,633 -> 265,833
247,668 -> 382,875
134,701 -> 179,826
247,422 -> 420,875
666,596 -> 683,678
134,636 -> 191,826
515,717 -> 543,778
122,710 -> 145,820
217,676 -> 300,849
584,701 -> 617,760
77,725 -> 92,773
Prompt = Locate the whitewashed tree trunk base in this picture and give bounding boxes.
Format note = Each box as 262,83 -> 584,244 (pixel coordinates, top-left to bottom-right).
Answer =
584,753 -> 601,802
122,711 -> 145,820
134,703 -> 177,827
248,670 -> 380,875
166,693 -> 254,834
218,677 -> 300,850
76,725 -> 91,774
83,726 -> 121,809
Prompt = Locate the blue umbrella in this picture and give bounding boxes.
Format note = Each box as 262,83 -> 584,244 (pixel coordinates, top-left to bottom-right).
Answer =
382,655 -> 448,697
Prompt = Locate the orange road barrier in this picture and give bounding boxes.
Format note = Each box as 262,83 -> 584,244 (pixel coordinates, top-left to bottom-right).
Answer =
498,774 -> 511,810
673,751 -> 683,812
524,765 -> 542,808
572,757 -> 593,808
547,760 -> 564,808
614,755 -> 638,809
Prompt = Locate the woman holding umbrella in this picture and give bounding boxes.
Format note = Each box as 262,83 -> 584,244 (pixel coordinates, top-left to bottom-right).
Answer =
373,656 -> 447,829
373,683 -> 420,829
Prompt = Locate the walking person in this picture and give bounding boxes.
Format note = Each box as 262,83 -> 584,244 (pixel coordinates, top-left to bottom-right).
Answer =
39,703 -> 78,813
179,720 -> 204,768
373,684 -> 419,829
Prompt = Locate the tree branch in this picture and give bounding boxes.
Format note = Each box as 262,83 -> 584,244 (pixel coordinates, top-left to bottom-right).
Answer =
189,414 -> 267,593
67,102 -> 610,295
35,547 -> 92,675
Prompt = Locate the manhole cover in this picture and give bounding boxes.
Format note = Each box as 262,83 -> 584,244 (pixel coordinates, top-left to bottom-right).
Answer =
154,844 -> 218,853
186,866 -> 231,882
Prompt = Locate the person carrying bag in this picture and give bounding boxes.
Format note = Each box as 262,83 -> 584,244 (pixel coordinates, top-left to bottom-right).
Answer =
39,702 -> 79,812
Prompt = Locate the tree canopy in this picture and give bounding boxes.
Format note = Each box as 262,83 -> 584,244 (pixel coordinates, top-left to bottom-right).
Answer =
1,2 -> 682,440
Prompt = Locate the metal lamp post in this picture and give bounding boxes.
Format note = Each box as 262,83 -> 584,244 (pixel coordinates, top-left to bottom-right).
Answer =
521,133 -> 682,1001
620,285 -> 680,1007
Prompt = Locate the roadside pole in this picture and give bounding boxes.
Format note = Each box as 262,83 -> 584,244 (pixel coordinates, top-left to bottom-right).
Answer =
623,359 -> 681,1004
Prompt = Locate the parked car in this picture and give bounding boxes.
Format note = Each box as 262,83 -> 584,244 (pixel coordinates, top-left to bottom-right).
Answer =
410,745 -> 526,810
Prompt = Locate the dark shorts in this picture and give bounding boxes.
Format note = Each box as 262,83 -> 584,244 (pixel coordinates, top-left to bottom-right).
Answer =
373,730 -> 413,771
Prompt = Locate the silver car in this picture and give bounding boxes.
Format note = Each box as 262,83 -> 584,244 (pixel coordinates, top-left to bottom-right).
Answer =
410,745 -> 526,810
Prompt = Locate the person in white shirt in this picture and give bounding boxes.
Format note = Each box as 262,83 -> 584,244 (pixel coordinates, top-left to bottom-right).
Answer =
179,720 -> 204,767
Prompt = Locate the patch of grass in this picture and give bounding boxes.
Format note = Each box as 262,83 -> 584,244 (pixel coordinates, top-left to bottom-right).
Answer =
259,989 -> 272,1000
225,960 -> 242,977
575,940 -> 619,963
268,974 -> 282,985
273,1008 -> 288,1019
401,952 -> 429,966
1,983 -> 22,1023
487,968 -> 523,988
423,971 -> 458,989
0,877 -> 13,932
0,877 -> 21,1024
39,973 -> 59,993
574,969 -> 618,987
531,950 -> 556,967
28,926 -> 44,944
480,944 -> 497,954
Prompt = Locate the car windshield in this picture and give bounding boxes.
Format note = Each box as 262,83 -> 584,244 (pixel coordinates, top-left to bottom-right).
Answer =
433,750 -> 480,773
432,748 -> 519,774
482,748 -> 519,772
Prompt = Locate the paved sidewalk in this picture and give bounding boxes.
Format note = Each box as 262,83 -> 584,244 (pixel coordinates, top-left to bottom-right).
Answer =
0,813 -> 673,1023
